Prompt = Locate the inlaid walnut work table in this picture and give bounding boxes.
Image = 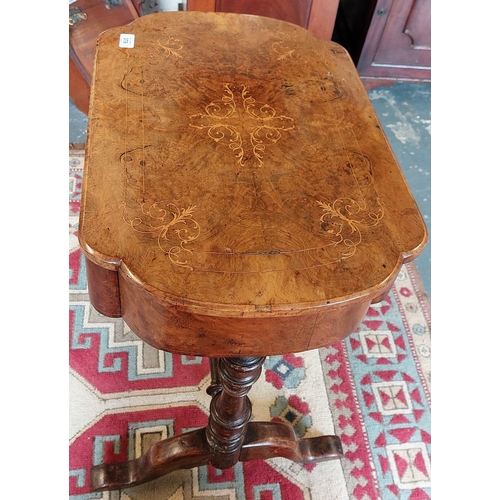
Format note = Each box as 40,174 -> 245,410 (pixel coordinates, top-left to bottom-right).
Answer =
78,11 -> 427,492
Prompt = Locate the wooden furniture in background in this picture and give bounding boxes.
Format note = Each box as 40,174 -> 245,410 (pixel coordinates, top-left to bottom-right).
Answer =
79,11 -> 427,491
331,0 -> 378,65
332,0 -> 430,88
187,0 -> 340,41
356,0 -> 430,87
69,0 -> 140,114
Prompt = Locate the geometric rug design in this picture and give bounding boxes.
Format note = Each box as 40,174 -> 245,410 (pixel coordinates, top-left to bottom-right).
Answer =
70,149 -> 431,499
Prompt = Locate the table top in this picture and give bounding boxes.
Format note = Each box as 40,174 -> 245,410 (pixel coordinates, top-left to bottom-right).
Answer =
79,12 -> 427,356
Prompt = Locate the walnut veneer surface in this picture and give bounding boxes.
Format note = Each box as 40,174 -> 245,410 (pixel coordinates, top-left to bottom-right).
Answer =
79,12 -> 427,357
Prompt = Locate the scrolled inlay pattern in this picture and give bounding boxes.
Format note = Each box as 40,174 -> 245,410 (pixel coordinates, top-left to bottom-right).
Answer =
317,198 -> 385,260
190,84 -> 294,167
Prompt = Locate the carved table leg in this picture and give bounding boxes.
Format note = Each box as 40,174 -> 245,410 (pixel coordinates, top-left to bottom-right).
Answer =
91,428 -> 214,491
91,355 -> 343,492
240,421 -> 343,463
206,357 -> 265,469
207,357 -> 222,397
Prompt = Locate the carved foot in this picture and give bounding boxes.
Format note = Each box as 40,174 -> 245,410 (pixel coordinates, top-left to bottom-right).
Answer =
91,355 -> 343,492
91,428 -> 213,491
241,421 -> 343,463
91,421 -> 343,492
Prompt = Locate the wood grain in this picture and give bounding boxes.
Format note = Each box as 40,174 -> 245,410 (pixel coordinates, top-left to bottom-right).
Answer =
79,12 -> 427,356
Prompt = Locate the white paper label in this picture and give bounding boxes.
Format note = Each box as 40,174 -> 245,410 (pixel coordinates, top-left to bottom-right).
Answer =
119,34 -> 135,48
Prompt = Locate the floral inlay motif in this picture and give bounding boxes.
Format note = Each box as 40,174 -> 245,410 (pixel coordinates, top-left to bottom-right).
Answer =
317,198 -> 385,260
190,84 -> 294,167
123,200 -> 200,269
120,148 -> 200,270
136,34 -> 184,59
272,32 -> 296,60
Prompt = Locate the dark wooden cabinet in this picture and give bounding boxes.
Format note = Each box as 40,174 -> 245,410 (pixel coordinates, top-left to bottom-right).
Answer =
356,0 -> 430,86
186,0 -> 340,41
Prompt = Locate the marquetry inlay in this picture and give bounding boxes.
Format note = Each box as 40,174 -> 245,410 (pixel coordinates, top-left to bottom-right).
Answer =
190,84 -> 295,168
80,12 -> 426,315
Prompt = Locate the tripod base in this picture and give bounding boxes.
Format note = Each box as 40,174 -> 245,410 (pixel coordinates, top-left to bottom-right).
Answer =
91,421 -> 343,491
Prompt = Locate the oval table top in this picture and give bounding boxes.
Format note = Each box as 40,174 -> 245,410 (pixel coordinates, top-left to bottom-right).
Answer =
79,11 -> 427,356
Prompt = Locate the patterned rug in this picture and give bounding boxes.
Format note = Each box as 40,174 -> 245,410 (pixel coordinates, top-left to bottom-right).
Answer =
70,149 -> 431,500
